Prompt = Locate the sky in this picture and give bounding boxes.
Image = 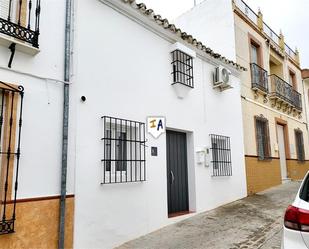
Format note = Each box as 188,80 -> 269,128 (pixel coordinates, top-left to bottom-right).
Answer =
141,0 -> 309,69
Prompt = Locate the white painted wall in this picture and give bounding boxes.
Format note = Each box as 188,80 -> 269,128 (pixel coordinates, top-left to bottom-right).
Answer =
0,0 -> 75,198
73,0 -> 246,248
175,0 -> 236,61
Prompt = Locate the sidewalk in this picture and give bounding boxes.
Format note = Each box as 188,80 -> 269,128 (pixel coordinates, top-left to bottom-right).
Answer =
117,182 -> 301,249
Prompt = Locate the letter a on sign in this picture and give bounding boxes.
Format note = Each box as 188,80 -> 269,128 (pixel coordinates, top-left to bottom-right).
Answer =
147,117 -> 166,138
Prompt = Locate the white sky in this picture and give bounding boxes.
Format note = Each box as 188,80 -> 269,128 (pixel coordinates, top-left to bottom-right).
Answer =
140,0 -> 309,69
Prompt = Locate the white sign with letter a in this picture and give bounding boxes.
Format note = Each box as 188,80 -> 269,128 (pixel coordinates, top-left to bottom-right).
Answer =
147,117 -> 166,139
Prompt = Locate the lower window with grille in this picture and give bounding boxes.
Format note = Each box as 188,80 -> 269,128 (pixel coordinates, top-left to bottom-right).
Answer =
0,82 -> 24,235
295,129 -> 305,162
210,134 -> 232,176
255,115 -> 271,160
101,116 -> 146,184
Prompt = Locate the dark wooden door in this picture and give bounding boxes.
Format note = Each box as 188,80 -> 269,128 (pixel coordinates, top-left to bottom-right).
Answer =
166,130 -> 189,215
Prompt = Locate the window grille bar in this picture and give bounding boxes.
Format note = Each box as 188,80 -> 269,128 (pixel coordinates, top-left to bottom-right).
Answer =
101,116 -> 146,184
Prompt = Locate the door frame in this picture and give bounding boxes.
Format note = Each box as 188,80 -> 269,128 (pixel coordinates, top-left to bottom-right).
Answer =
166,129 -> 190,218
275,118 -> 290,159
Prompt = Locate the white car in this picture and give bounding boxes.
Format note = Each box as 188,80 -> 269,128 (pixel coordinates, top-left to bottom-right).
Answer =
282,173 -> 309,248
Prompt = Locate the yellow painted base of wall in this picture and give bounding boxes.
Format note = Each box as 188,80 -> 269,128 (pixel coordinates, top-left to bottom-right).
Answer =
0,197 -> 74,249
245,156 -> 282,195
287,160 -> 309,181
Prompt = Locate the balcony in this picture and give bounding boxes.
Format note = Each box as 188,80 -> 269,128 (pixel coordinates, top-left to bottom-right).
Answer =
234,0 -> 299,63
269,74 -> 302,111
251,63 -> 268,94
0,0 -> 41,48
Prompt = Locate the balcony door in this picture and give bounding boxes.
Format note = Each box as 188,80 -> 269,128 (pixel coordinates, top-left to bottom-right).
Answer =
277,125 -> 287,180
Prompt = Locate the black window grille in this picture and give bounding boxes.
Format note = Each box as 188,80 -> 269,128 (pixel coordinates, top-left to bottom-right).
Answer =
295,129 -> 305,162
255,115 -> 271,160
0,0 -> 41,48
0,82 -> 24,235
210,134 -> 232,177
171,50 -> 194,88
101,116 -> 146,184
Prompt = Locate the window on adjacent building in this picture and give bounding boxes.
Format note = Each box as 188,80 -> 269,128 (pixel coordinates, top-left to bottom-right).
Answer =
250,43 -> 259,65
171,50 -> 194,88
0,82 -> 24,235
101,116 -> 146,184
289,70 -> 297,90
210,134 -> 232,177
295,129 -> 305,162
255,116 -> 271,160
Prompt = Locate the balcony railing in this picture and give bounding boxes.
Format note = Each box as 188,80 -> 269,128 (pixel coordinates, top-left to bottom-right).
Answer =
234,0 -> 298,62
269,74 -> 302,111
0,0 -> 41,48
251,63 -> 268,93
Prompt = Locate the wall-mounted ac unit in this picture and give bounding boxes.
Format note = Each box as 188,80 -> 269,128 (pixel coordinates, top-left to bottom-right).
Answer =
213,66 -> 232,91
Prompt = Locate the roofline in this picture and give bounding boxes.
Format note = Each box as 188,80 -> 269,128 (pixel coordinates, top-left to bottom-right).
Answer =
99,0 -> 246,73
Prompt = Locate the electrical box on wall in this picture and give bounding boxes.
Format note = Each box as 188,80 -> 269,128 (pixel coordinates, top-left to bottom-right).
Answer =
205,146 -> 211,167
196,147 -> 211,167
196,148 -> 205,165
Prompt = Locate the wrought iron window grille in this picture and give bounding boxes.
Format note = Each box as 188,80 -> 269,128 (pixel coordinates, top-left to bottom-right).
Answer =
255,115 -> 271,161
0,0 -> 41,48
101,116 -> 146,184
210,134 -> 232,177
0,81 -> 24,235
295,129 -> 305,162
171,50 -> 194,88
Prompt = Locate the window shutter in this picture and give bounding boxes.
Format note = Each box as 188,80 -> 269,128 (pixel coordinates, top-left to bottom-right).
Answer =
0,0 -> 9,19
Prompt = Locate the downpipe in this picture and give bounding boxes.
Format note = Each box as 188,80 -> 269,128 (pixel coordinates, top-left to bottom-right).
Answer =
59,0 -> 73,248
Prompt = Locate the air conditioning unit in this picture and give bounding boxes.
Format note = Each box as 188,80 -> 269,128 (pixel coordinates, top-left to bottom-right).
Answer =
213,66 -> 232,91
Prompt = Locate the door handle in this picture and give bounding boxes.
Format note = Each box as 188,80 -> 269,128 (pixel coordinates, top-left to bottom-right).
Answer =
170,170 -> 175,184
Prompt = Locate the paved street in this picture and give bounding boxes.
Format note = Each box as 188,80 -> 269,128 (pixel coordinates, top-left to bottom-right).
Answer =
117,182 -> 301,249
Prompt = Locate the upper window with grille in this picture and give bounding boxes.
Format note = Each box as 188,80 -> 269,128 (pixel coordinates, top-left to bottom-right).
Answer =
171,50 -> 194,88
101,116 -> 146,184
255,116 -> 271,160
210,134 -> 232,177
295,129 -> 305,162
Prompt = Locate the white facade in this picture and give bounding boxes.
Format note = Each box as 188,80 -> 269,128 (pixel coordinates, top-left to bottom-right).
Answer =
175,0 -> 236,61
72,0 -> 246,248
0,0 -> 246,248
0,0 -> 75,199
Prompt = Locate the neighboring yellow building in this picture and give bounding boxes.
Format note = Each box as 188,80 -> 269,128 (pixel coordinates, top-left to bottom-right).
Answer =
233,0 -> 309,194
176,0 -> 309,195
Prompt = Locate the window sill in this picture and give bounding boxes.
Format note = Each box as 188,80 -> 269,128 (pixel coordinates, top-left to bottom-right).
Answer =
0,33 -> 40,56
171,82 -> 193,99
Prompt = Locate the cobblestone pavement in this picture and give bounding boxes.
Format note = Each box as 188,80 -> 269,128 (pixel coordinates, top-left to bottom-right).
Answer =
117,182 -> 301,249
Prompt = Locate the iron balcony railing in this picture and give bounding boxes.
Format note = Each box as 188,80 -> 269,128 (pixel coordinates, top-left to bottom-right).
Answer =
269,74 -> 302,111
234,0 -> 297,61
251,63 -> 268,93
0,0 -> 41,48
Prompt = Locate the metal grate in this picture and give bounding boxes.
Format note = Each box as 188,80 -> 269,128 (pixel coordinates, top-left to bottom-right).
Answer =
0,0 -> 41,47
101,116 -> 146,184
295,129 -> 305,162
210,134 -> 232,177
0,82 -> 24,235
255,116 -> 271,160
251,63 -> 268,93
171,50 -> 194,88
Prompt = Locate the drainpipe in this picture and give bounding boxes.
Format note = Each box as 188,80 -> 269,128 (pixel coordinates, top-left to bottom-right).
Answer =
59,0 -> 73,248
